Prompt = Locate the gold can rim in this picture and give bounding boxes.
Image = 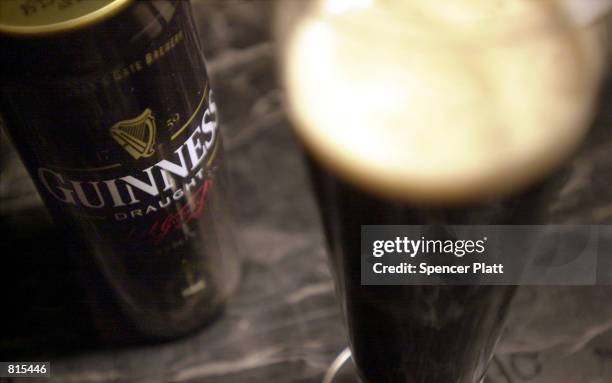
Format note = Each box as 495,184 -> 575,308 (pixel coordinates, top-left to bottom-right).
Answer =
0,0 -> 133,36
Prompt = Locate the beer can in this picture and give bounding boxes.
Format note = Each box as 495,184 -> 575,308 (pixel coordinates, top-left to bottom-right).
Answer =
0,0 -> 240,340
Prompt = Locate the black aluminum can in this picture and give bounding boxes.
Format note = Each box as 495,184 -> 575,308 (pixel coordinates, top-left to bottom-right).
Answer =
0,0 -> 240,341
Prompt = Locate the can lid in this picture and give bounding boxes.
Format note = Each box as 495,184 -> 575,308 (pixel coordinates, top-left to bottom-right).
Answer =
0,0 -> 132,36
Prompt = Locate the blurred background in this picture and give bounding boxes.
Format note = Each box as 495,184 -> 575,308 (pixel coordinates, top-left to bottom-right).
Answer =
1,1 -> 611,382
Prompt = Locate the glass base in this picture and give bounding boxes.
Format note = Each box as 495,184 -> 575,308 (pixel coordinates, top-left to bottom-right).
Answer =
322,348 -> 361,383
323,348 -> 487,383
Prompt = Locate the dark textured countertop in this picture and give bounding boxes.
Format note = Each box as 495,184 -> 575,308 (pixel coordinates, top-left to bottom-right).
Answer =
1,1 -> 611,382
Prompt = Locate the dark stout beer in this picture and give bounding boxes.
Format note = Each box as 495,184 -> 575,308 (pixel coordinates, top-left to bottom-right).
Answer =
0,0 -> 239,340
309,161 -> 520,382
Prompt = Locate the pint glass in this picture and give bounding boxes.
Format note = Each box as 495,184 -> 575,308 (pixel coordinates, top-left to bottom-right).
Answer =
279,1 -> 609,382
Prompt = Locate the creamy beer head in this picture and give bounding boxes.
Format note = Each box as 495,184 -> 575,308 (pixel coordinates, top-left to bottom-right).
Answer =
284,0 -> 606,204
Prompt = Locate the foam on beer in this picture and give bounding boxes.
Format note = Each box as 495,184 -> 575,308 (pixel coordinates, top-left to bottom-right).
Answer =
284,0 -> 606,204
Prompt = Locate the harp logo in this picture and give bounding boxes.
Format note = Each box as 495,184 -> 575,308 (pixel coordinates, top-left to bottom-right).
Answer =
110,109 -> 157,160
